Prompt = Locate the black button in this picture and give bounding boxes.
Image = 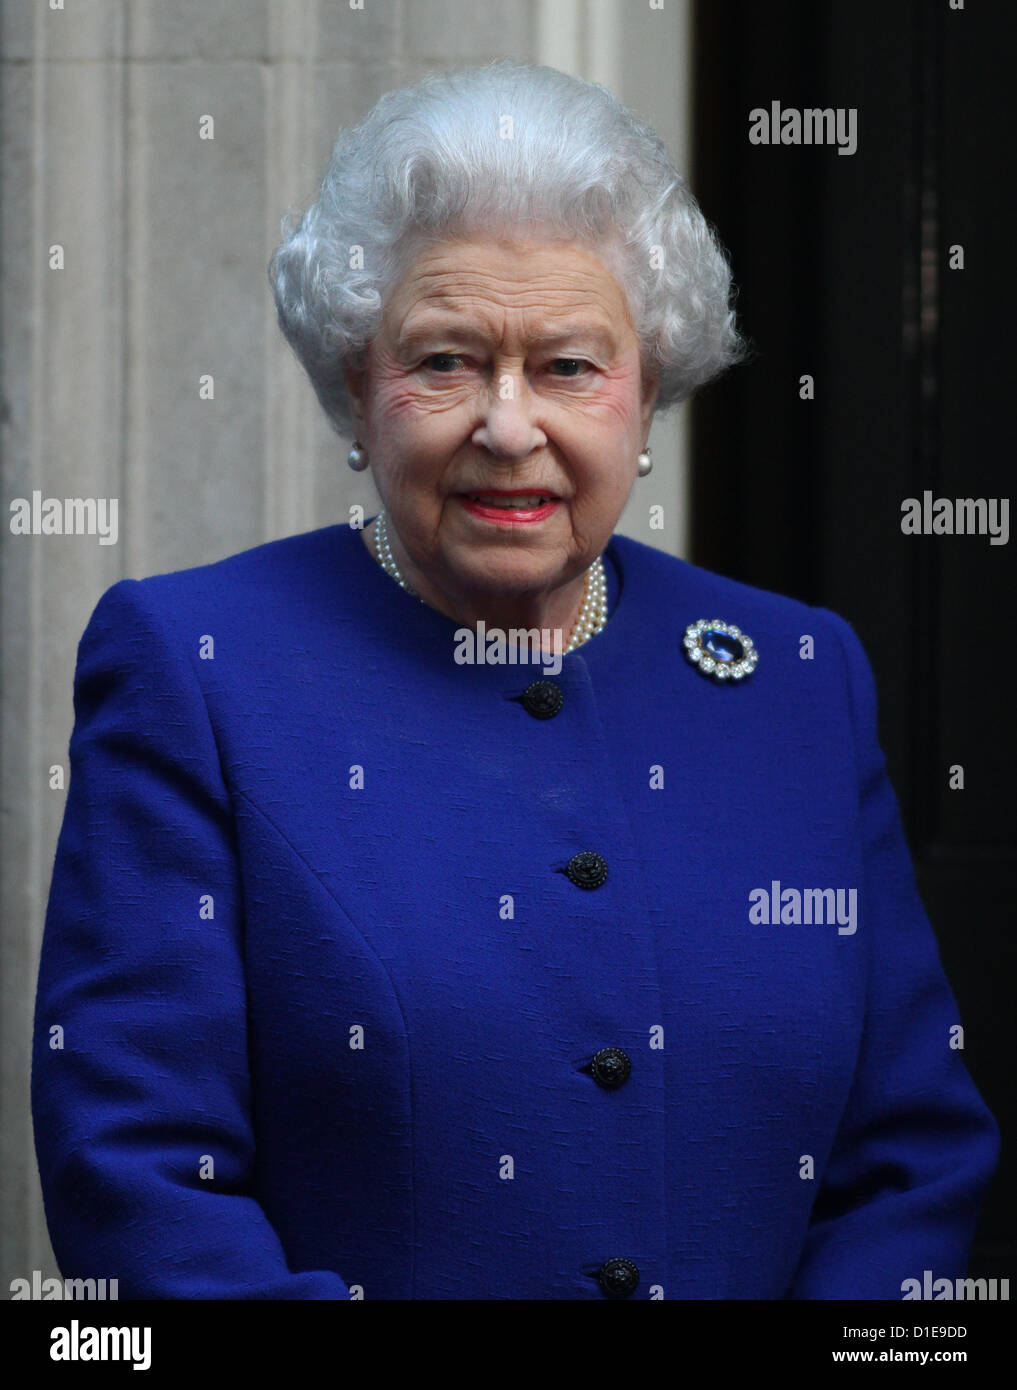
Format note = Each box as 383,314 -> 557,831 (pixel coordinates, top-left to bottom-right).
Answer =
591,1047 -> 631,1089
598,1257 -> 640,1299
564,851 -> 608,889
519,680 -> 564,719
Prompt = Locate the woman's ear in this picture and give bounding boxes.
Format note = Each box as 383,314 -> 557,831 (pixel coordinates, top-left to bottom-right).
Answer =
344,364 -> 366,430
640,372 -> 660,430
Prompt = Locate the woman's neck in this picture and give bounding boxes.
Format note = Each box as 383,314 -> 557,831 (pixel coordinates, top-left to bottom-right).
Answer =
361,516 -> 593,647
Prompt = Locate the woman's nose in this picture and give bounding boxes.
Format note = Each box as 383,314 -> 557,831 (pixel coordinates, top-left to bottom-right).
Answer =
471,378 -> 547,459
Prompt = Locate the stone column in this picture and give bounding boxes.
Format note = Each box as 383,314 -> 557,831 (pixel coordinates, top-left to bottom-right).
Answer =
537,0 -> 695,561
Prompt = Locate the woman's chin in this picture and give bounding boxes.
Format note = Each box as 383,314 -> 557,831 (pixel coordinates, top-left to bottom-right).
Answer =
448,559 -> 559,601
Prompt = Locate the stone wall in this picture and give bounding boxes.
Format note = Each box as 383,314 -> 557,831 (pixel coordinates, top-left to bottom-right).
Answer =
0,0 -> 691,1285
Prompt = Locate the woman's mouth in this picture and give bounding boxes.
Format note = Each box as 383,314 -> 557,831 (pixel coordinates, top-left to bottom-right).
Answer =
456,492 -> 561,524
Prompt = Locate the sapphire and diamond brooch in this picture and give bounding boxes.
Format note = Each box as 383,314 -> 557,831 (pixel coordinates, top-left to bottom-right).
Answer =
683,619 -> 758,682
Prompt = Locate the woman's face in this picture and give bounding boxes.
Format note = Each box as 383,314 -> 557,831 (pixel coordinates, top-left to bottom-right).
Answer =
345,234 -> 658,609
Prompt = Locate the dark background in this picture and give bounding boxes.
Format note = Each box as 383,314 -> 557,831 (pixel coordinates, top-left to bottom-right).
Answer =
691,0 -> 1014,1277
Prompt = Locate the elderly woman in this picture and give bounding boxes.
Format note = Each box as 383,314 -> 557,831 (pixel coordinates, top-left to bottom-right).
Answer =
33,60 -> 997,1301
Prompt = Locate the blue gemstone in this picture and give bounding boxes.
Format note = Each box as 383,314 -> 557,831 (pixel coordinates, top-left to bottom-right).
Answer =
703,628 -> 745,663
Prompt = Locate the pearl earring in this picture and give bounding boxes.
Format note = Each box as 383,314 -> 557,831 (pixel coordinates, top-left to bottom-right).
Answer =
637,447 -> 653,477
347,440 -> 368,472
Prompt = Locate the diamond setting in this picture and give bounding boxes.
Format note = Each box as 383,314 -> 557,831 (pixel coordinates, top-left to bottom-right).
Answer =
683,619 -> 758,682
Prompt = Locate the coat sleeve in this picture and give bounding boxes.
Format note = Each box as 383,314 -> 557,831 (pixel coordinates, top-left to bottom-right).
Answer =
788,609 -> 1000,1299
31,578 -> 350,1299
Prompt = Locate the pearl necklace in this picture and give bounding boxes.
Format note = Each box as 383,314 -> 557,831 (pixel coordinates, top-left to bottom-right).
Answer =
371,508 -> 608,655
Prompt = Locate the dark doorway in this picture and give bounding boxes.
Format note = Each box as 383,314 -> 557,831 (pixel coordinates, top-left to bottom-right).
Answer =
692,0 -> 1014,1277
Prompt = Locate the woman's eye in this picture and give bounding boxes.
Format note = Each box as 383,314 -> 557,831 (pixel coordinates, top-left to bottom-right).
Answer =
420,354 -> 591,378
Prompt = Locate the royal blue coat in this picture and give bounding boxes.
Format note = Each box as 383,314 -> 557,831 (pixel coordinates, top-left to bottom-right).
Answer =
31,522 -> 999,1299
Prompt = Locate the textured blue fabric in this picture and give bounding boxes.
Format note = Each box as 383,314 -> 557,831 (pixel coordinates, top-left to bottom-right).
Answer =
32,522 -> 999,1300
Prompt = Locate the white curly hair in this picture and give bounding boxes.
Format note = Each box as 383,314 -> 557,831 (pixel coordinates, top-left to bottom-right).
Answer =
268,59 -> 748,438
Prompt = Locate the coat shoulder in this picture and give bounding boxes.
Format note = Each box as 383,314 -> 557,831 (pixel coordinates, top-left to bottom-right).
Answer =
81,525 -> 356,636
610,532 -> 828,631
608,531 -> 872,703
102,525 -> 833,637
132,524 -> 351,604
